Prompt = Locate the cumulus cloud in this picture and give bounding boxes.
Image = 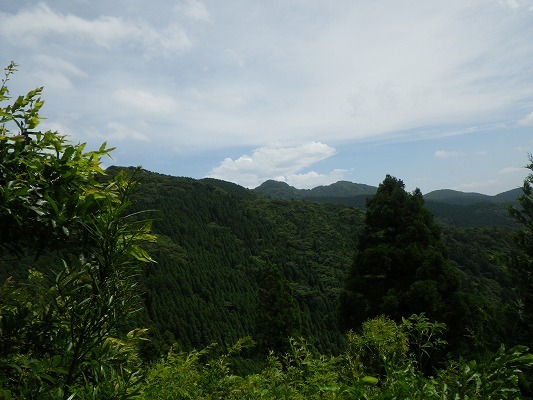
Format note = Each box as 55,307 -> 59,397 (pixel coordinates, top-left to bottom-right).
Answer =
434,150 -> 464,159
286,169 -> 347,189
0,3 -> 191,55
207,142 -> 338,188
39,120 -> 74,136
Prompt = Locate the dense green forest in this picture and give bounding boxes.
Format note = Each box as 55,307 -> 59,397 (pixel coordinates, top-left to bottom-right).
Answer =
2,64 -> 533,398
114,166 -> 519,359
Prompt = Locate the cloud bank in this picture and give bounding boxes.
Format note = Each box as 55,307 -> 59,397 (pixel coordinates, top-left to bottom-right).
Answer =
207,142 -> 342,188
0,3 -> 192,56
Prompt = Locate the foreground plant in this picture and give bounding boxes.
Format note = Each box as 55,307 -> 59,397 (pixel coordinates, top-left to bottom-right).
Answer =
140,315 -> 533,399
0,62 -> 155,399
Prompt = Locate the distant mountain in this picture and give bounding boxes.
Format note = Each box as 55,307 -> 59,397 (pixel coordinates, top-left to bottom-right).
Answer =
308,181 -> 377,197
200,177 -> 257,200
424,188 -> 522,205
254,180 -> 304,199
493,188 -> 523,203
254,180 -> 377,199
253,180 -> 520,227
423,189 -> 492,205
254,180 -> 520,206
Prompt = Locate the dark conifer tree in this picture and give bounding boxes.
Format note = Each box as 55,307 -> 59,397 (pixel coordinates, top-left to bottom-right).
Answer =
256,263 -> 303,353
340,175 -> 460,329
506,155 -> 533,347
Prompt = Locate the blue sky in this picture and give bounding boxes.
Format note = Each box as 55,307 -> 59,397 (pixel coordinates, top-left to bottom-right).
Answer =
1,0 -> 532,194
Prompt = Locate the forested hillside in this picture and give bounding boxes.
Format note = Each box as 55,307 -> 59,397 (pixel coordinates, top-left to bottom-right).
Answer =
96,167 -> 520,359
111,167 -> 362,354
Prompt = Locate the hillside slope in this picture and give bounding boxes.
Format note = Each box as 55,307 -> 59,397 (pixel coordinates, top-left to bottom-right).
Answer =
120,168 -> 361,353
93,167 -> 518,356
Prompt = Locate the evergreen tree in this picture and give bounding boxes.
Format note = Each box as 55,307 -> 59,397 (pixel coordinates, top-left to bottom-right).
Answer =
256,263 -> 303,353
340,175 -> 460,329
506,155 -> 533,346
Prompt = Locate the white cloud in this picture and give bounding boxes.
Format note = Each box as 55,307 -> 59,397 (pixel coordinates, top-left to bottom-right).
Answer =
499,0 -> 533,11
4,0 -> 533,151
499,166 -> 526,174
518,111 -> 533,126
455,179 -> 498,192
113,88 -> 179,116
207,142 -> 337,188
0,3 -> 191,56
31,54 -> 86,90
500,0 -> 521,9
146,24 -> 192,57
106,122 -> 150,142
80,121 -> 150,143
39,120 -> 73,136
31,71 -> 74,91
175,0 -> 211,22
286,169 -> 347,189
454,164 -> 530,193
434,150 -> 464,159
33,54 -> 85,77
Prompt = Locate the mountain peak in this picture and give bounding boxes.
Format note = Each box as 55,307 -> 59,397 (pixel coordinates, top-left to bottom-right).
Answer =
253,180 -> 377,199
254,180 -> 304,198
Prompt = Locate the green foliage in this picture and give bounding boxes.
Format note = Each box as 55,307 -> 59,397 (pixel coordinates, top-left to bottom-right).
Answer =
256,263 -> 303,354
437,345 -> 533,399
340,175 -> 461,334
0,64 -> 154,398
505,155 -> 533,346
112,168 -> 362,354
401,313 -> 447,371
140,318 -> 533,399
345,316 -> 408,376
141,337 -> 256,399
0,63 -> 115,257
141,337 -> 349,400
102,166 -> 521,359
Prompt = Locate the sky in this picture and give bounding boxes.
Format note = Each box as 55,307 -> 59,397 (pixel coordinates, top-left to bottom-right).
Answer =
1,0 -> 533,195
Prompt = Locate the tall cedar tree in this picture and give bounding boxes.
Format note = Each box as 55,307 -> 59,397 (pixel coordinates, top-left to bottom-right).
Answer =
340,175 -> 460,330
507,155 -> 533,347
256,264 -> 303,354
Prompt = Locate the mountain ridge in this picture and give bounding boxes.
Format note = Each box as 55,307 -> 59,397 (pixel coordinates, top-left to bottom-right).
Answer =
253,179 -> 521,205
